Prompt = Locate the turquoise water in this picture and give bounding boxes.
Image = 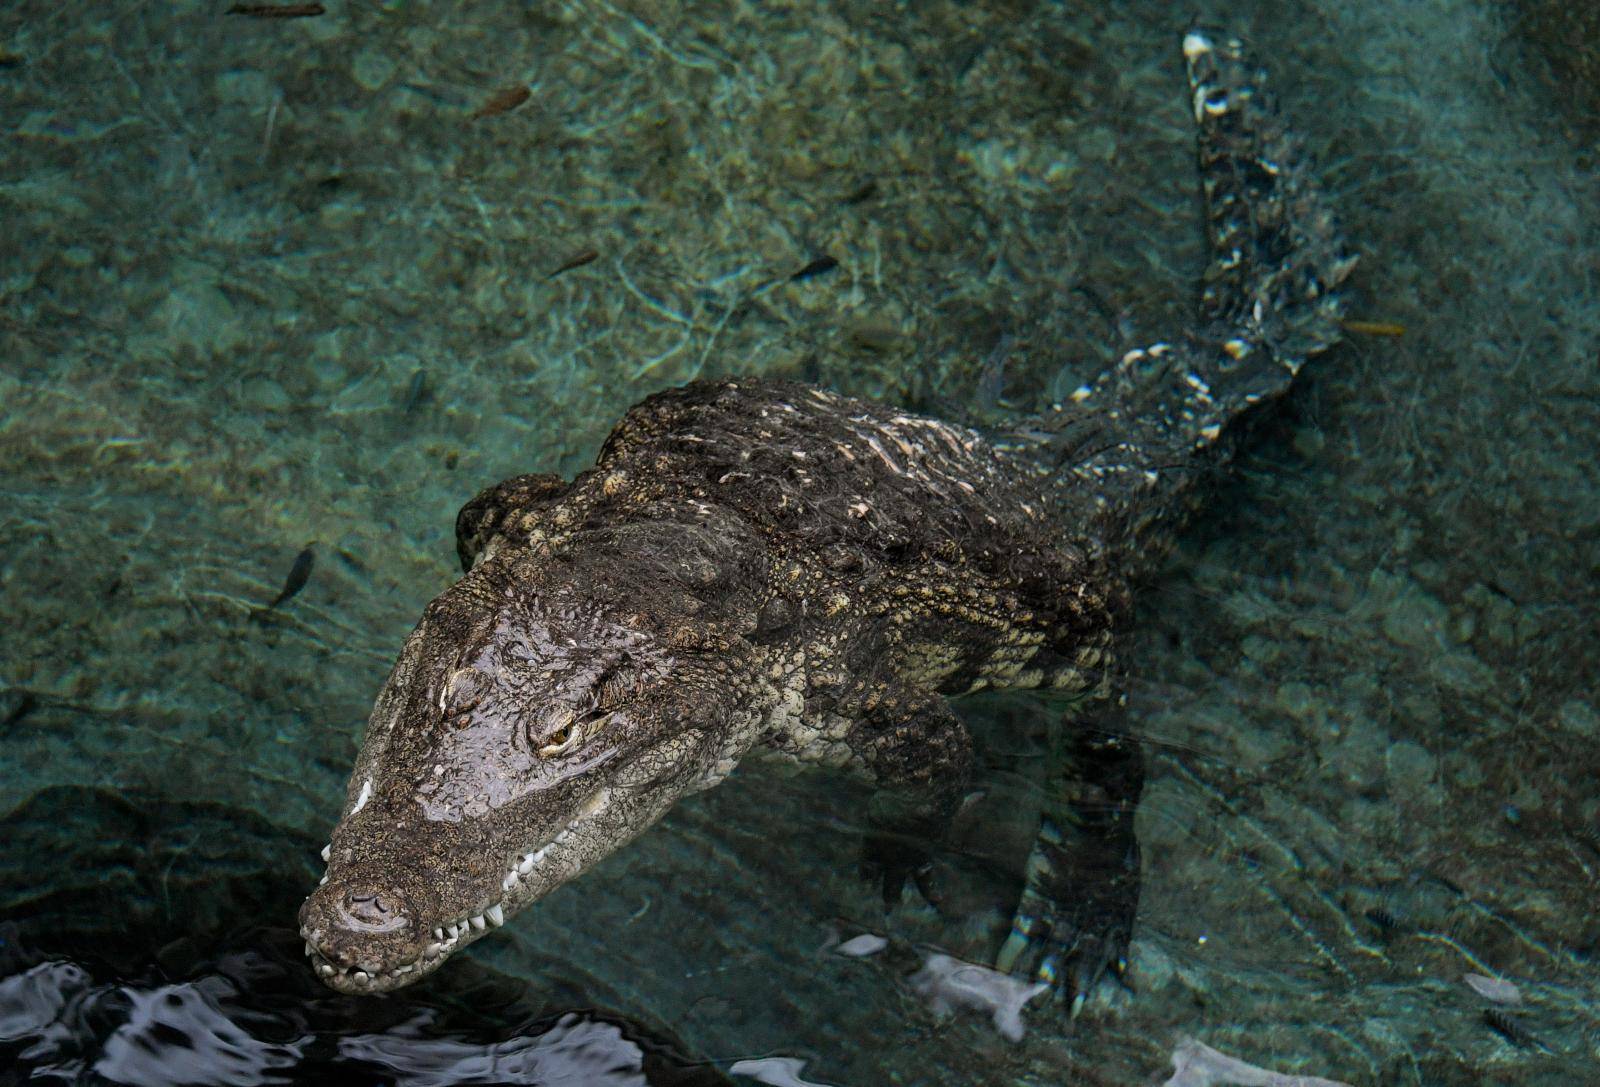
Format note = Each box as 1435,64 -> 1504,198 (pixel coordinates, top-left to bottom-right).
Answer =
2,1 -> 1597,1084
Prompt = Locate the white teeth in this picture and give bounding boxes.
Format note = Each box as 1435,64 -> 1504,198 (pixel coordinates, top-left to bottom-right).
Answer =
318,874 -> 328,886
353,970 -> 370,985
416,798 -> 620,958
320,844 -> 331,862
316,963 -> 335,977
498,797 -> 604,891
304,941 -> 315,957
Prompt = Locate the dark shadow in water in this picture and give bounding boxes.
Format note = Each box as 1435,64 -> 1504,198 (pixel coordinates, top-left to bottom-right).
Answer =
0,787 -> 737,1086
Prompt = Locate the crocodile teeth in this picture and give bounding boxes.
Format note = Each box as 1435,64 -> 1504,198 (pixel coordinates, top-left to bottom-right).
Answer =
486,904 -> 504,927
432,926 -> 444,941
353,970 -> 370,986
517,853 -> 536,875
320,843 -> 331,862
469,914 -> 486,932
316,963 -> 335,977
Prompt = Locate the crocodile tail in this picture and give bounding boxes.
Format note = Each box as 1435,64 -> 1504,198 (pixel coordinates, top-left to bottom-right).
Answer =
1184,27 -> 1356,386
1013,29 -> 1355,574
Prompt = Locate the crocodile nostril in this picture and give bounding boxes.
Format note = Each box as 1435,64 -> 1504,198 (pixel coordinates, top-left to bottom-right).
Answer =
337,887 -> 410,933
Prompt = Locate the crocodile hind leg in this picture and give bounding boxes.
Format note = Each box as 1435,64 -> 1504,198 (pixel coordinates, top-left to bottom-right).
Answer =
996,707 -> 1145,1015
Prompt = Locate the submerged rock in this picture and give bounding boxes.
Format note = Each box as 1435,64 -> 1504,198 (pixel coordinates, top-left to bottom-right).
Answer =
1158,1038 -> 1353,1087
906,952 -> 1048,1042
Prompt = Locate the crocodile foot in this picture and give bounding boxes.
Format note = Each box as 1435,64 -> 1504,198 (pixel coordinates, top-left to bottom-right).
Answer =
994,810 -> 1140,1015
860,829 -> 947,910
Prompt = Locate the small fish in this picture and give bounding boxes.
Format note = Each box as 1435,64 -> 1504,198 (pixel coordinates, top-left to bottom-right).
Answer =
546,248 -> 598,279
402,368 -> 430,414
842,179 -> 878,205
469,84 -> 531,121
1483,1008 -> 1541,1050
1364,906 -> 1401,933
790,255 -> 839,281
252,545 -> 315,620
1341,318 -> 1407,337
227,2 -> 326,16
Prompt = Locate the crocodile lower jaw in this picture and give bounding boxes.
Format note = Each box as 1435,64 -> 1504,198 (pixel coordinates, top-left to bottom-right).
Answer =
303,788 -> 612,992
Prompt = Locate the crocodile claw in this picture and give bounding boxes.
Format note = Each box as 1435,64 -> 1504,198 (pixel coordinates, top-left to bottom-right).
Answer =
995,900 -> 1133,1016
994,807 -> 1140,1012
860,831 -> 945,910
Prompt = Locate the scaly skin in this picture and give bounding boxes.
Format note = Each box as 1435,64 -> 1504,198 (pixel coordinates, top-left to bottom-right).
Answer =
300,30 -> 1354,1002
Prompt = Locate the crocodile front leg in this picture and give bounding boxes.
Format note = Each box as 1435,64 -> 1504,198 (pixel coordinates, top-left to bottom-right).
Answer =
996,706 -> 1145,1015
839,683 -> 974,907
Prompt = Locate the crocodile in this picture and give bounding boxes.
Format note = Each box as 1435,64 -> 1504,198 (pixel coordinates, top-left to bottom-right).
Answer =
299,29 -> 1354,1005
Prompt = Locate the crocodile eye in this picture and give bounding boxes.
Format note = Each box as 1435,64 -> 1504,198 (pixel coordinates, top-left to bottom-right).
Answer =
538,725 -> 585,758
536,708 -> 611,758
535,709 -> 582,757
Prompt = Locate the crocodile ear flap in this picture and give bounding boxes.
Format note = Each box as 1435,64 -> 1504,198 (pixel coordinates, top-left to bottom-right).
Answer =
455,473 -> 571,572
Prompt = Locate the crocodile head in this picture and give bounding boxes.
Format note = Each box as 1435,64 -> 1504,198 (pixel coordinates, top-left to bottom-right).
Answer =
299,524 -> 761,993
